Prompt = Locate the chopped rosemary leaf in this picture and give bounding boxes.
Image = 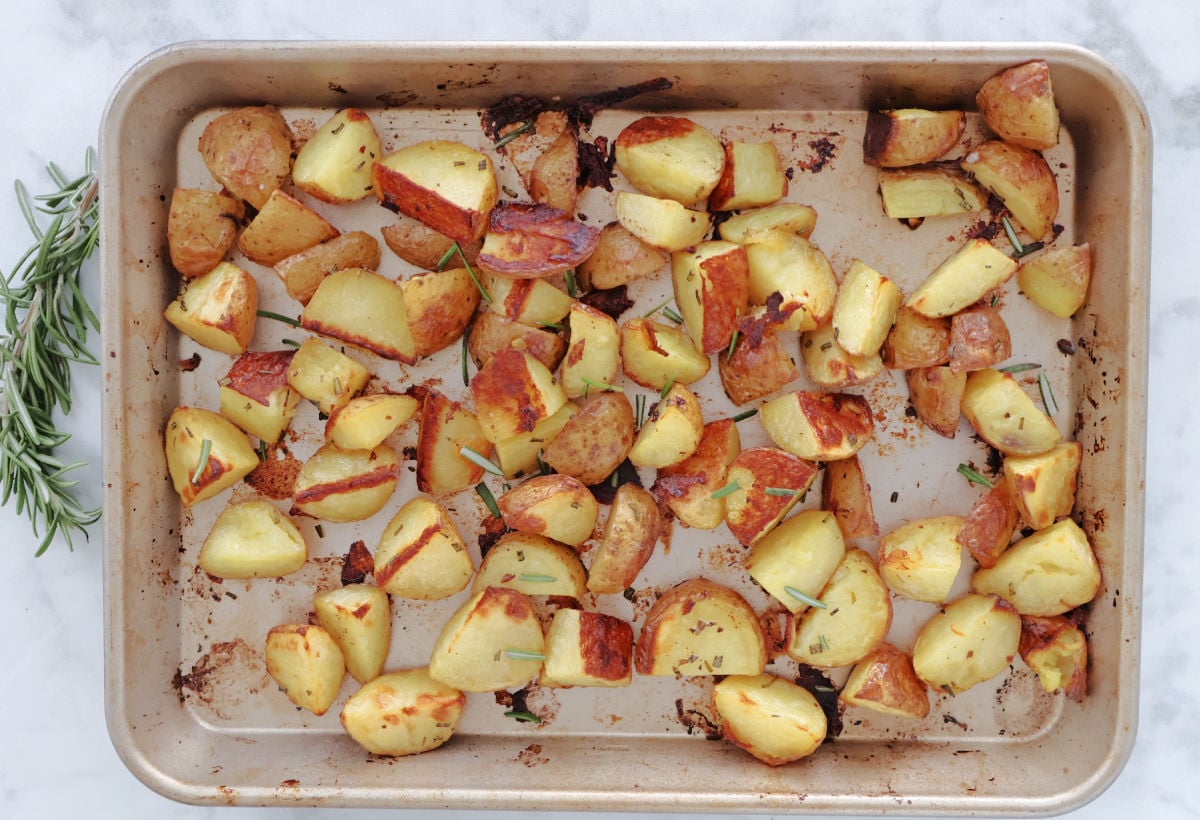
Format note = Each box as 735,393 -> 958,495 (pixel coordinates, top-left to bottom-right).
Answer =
956,463 -> 994,488
493,120 -> 534,150
1012,240 -> 1045,260
726,329 -> 739,361
764,487 -> 799,497
635,394 -> 646,429
998,362 -> 1041,373
580,376 -> 622,393
505,648 -> 546,661
1038,371 -> 1059,416
784,585 -> 828,609
436,244 -> 457,271
610,470 -> 620,487
731,408 -> 758,422
258,440 -> 268,462
315,524 -> 325,538
461,330 -> 471,386
518,573 -> 557,583
504,710 -> 542,723
659,374 -> 676,399
1000,215 -> 1024,255
662,305 -> 684,324
191,439 -> 213,485
642,296 -> 674,319
475,482 -> 502,518
256,309 -> 301,328
564,269 -> 578,298
710,480 -> 741,499
535,320 -> 564,330
457,246 -> 492,305
818,634 -> 830,652
280,337 -> 301,348
461,446 -> 505,477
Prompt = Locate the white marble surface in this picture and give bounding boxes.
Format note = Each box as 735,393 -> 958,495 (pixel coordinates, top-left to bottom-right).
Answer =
1,1 -> 1197,818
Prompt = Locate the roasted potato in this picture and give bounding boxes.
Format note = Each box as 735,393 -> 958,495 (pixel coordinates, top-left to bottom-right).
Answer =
904,239 -> 1018,318
911,593 -> 1021,695
840,642 -> 930,719
671,240 -> 750,355
708,141 -> 789,212
976,60 -> 1060,150
961,141 -> 1058,241
634,578 -> 766,676
237,189 -> 340,267
302,268 -> 417,364
831,259 -> 904,358
948,305 -> 1012,373
403,266 -> 481,358
877,165 -> 986,221
477,201 -> 600,278
291,443 -> 401,523
801,322 -> 885,388
540,609 -> 634,688
471,532 -> 587,598
628,382 -> 704,469
167,187 -> 244,278
164,406 -> 260,506
956,482 -> 1020,569
379,212 -> 482,272
723,446 -> 819,547
264,624 -> 345,716
878,515 -> 965,603
498,473 -> 600,547
742,230 -> 838,332
718,202 -> 817,244
163,261 -> 257,356
541,391 -> 634,485
482,270 -> 573,327
587,484 -> 660,594
862,108 -> 965,168
197,500 -> 307,579
274,231 -> 382,305
340,668 -> 465,756
960,368 -> 1062,456
905,365 -> 966,438
560,302 -> 622,400
292,107 -> 381,203
747,509 -> 846,614
1019,615 -> 1087,700
880,306 -> 951,370
821,455 -> 878,540
314,583 -> 391,685
577,221 -> 667,290
325,392 -> 418,451
787,548 -> 892,669
491,402 -> 578,480
620,317 -> 710,390
529,130 -> 580,213
615,115 -> 725,205
373,140 -> 499,244
651,418 -> 741,530
615,191 -> 712,252
1017,243 -> 1091,318
198,105 -> 294,210
760,390 -> 874,462
415,388 -> 491,495
1004,441 -> 1081,531
218,349 -> 301,443
428,586 -> 544,692
467,310 -> 567,373
972,518 -> 1100,616
285,337 -> 371,416
471,348 -> 567,444
713,673 -> 827,765
718,318 -> 800,405
374,497 -> 474,600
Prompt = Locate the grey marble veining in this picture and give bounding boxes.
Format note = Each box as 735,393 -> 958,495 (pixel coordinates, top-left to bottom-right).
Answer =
1,1 -> 1197,818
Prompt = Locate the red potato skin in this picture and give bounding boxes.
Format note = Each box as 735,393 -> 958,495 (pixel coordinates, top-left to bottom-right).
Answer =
845,642 -> 930,718
289,460 -> 401,509
469,348 -> 556,436
956,483 -> 1019,569
726,447 -> 819,546
797,392 -> 874,451
696,245 -> 750,354
222,349 -> 295,406
821,455 -> 879,539
372,161 -> 489,245
948,306 -> 1012,373
497,474 -> 594,533
578,612 -> 634,682
477,202 -> 601,278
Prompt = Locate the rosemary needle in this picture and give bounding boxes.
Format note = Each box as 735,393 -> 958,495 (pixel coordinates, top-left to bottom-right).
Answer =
0,150 -> 101,555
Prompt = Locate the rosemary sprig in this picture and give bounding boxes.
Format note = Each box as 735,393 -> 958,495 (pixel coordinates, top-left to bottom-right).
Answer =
710,480 -> 741,499
998,362 -> 1041,374
564,269 -> 578,298
440,242 -> 492,304
518,573 -> 557,583
505,648 -> 546,661
1038,371 -> 1059,416
191,439 -> 213,485
731,407 -> 758,423
957,463 -> 994,488
493,120 -> 535,150
504,710 -> 542,723
475,481 -> 502,518
1000,215 -> 1024,255
0,150 -> 101,555
256,309 -> 301,327
784,585 -> 827,609
461,446 -> 504,477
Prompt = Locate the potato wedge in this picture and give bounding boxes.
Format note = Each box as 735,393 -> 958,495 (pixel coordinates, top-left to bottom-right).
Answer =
713,673 -> 827,765
340,668 -> 465,756
742,230 -> 838,332
747,509 -> 845,614
428,587 -> 544,692
541,609 -> 634,688
961,368 -> 1062,456
163,261 -> 257,356
904,238 -> 1018,318
718,202 -> 817,244
529,130 -> 580,213
292,107 -> 381,203
831,259 -> 903,358
264,624 -> 345,716
976,60 -> 1060,150
948,305 -> 1012,373
628,382 -> 704,469
718,318 -> 800,405
483,270 -> 573,327
723,447 -> 819,547
634,578 -> 766,676
905,365 -> 966,438
801,322 -> 885,389
840,642 -> 930,719
708,140 -> 789,212
878,515 -> 965,603
468,310 -> 567,373
274,231 -> 382,305
787,548 -> 892,668
760,390 -> 874,462
198,105 -> 294,210
374,497 -> 474,600
877,165 -> 986,221
560,302 -> 622,400
956,482 -> 1020,569
373,140 -> 499,244
1019,615 -> 1087,700
615,192 -> 712,252
237,189 -> 340,267
587,484 -> 660,594
302,268 -> 417,364
821,455 -> 878,540
291,444 -> 401,523
164,406 -> 259,506
1017,243 -> 1091,318
578,222 -> 667,290
862,108 -> 965,168
198,500 -> 307,579
541,392 -> 634,486
651,418 -> 741,530
671,240 -> 750,354
880,306 -> 950,370
325,393 -> 418,451
167,187 -> 244,278
403,266 -> 481,358
472,532 -> 587,598
415,388 -> 491,495
498,474 -> 599,547
961,141 -> 1059,241
1003,441 -> 1081,531
911,593 -> 1021,695
314,584 -> 391,685
972,518 -> 1100,616
477,201 -> 600,278
470,348 -> 567,444
286,338 -> 370,416
379,213 -> 482,272
218,349 -> 301,443
619,317 -> 710,390
615,115 -> 725,205
491,402 -> 578,480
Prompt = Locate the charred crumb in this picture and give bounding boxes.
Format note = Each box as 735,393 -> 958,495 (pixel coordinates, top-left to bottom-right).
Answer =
341,540 -> 374,585
709,210 -> 733,241
577,136 -> 617,192
803,136 -> 839,173
580,284 -> 635,320
674,698 -> 722,740
573,77 -> 674,128
967,219 -> 1001,241
328,82 -> 349,95
1057,338 -> 1076,355
794,664 -> 843,738
984,445 -> 1004,476
180,352 -> 201,372
588,458 -> 642,505
478,514 -> 509,557
943,713 -> 967,729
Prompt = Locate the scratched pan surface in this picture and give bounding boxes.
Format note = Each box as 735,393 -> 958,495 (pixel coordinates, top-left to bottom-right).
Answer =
99,42 -> 1149,814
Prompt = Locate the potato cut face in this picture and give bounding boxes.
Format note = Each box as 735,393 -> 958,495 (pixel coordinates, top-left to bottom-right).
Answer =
760,390 -> 874,462
878,165 -> 986,221
971,518 -> 1100,616
614,191 -> 712,252
628,382 -> 704,468
428,587 -> 545,692
164,406 -> 260,506
164,261 -> 258,356
264,624 -> 345,716
801,322 -> 884,389
415,389 -> 490,494
713,673 -> 827,765
1019,615 -> 1087,700
275,231 -> 382,305
651,418 -> 741,530
1003,441 -> 1081,530
302,268 -> 417,364
787,548 -> 891,668
286,338 -> 371,416
314,583 -> 391,685
840,642 -> 930,719
291,443 -> 401,523
373,140 -> 499,243
831,259 -> 904,358
748,509 -> 846,614
671,240 -> 750,355
912,593 -> 1020,695
634,578 -> 766,676
497,473 -> 599,547
1017,243 -> 1091,318
325,393 -> 418,451
961,141 -> 1059,241
904,239 -> 1018,318
723,447 -> 819,547
375,497 -> 474,600
470,348 -> 567,443
615,116 -> 725,205
878,515 -> 965,603
718,202 -> 817,244
403,266 -> 481,358
708,141 -> 789,212
471,532 -> 587,598
198,500 -> 307,579
218,349 -> 301,443
491,402 -> 577,480
292,107 -> 381,203
620,318 -> 711,390
560,303 -> 622,401
483,270 -> 574,326
742,230 -> 837,332
960,369 -> 1062,456
340,669 -> 466,756
541,609 -> 634,688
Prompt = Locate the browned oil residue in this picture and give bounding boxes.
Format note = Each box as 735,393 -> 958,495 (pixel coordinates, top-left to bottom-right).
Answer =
517,743 -> 550,767
674,698 -> 722,740
341,539 -> 373,585
245,441 -> 301,500
172,638 -> 267,719
793,664 -> 843,738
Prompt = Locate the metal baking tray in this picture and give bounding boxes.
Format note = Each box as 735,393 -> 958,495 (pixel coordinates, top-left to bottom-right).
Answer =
100,42 -> 1150,814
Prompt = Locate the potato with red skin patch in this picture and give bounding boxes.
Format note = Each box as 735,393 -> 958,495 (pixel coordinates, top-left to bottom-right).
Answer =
428,587 -> 545,692
760,390 -> 874,462
541,610 -> 634,688
372,140 -> 498,244
577,222 -> 666,290
840,642 -> 930,719
652,418 -> 741,530
314,584 -> 391,684
671,240 -> 750,355
957,482 -> 1020,569
498,473 -> 599,547
477,201 -> 600,278
218,349 -> 300,443
634,578 -> 766,676
723,447 -> 820,546
468,310 -> 567,372
541,392 -> 634,486
415,388 -> 490,496
374,497 -> 473,600
340,668 -> 466,756
822,455 -> 879,539
976,60 -> 1060,150
198,105 -> 294,210
719,321 -> 800,405
290,443 -> 401,523
402,266 -> 481,358
470,348 -> 567,443
615,115 -> 725,205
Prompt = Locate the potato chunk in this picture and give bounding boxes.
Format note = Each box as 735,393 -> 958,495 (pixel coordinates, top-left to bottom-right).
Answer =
671,240 -> 750,355
498,474 -> 600,547
264,624 -> 345,716
198,501 -> 307,579
972,518 -> 1100,616
904,239 -> 1018,318
747,509 -> 845,614
374,497 -> 474,600
324,393 -> 418,451
1019,615 -> 1087,700
960,368 -> 1062,457
415,388 -> 491,495
302,268 -> 417,364
314,584 -> 391,685
628,382 -> 704,469
723,447 -> 819,547
470,348 -> 567,443
292,107 -> 381,203
560,303 -> 622,401
587,484 -> 660,594
286,338 -> 370,416
164,406 -> 259,506
708,141 -> 789,212
615,115 -> 725,205
878,515 -> 965,603
912,593 -> 1020,695
237,189 -> 340,266
831,259 -> 903,358
620,318 -> 710,390
578,222 -> 666,290
218,349 -> 301,443
961,141 -> 1059,241
477,201 -> 600,278
541,392 -> 634,486
290,444 -> 401,523
471,532 -> 587,598
976,60 -> 1060,150
786,548 -> 891,668
840,642 -> 930,719
373,140 -> 499,244
167,187 -> 244,278
541,609 -> 634,688
742,230 -> 837,332
760,390 -> 874,462
198,105 -> 294,210
340,669 -> 466,756
615,191 -> 712,252
713,674 -> 827,765
1017,243 -> 1091,318
428,587 -> 544,692
1003,441 -> 1081,530
651,418 -> 741,530
862,109 -> 965,168
634,578 -> 766,676
163,261 -> 258,356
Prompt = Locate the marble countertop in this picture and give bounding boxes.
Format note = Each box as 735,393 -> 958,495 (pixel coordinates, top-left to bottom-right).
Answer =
2,1 -> 1195,818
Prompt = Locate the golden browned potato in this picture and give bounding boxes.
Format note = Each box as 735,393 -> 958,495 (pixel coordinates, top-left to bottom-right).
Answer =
497,110 -> 572,195
976,60 -> 1060,150
956,482 -> 1020,569
482,270 -> 573,326
911,593 -> 1021,695
167,187 -> 244,278
905,365 -> 966,438
708,141 -> 789,212
540,609 -> 634,688
742,229 -> 838,332
470,348 -> 567,443
491,403 -> 578,480
218,349 -> 301,443
821,455 -> 879,540
961,368 -> 1062,456
760,390 -> 874,462
634,578 -> 766,676
747,509 -> 845,614
713,673 -> 827,765
576,222 -> 667,290
302,268 -> 417,364
961,141 -> 1059,241
477,201 -> 600,278
403,266 -> 481,358
877,165 -> 986,221
529,130 -> 580,213
1004,441 -> 1081,531
373,140 -> 499,244
197,500 -> 307,579
428,587 -> 544,692
236,189 -> 340,267
314,584 -> 391,685
723,446 -> 820,547
379,213 -> 482,272
801,322 -> 885,389
615,115 -> 725,205
881,306 -> 951,370
163,261 -> 258,356
672,240 -> 750,354
832,260 -> 904,358
862,108 -> 965,168
340,669 -> 465,756
498,473 -> 599,547
718,202 -> 818,244
286,338 -> 370,416
415,388 -> 491,495
198,105 -> 294,210
471,532 -> 587,598
324,392 -> 418,451
840,642 -> 930,719
292,108 -> 381,203
541,391 -> 635,486
787,548 -> 892,668
374,496 -> 474,600
948,305 -> 1012,373
718,318 -> 800,405
274,231 -> 382,305
615,191 -> 712,252
291,443 -> 401,523
620,317 -> 710,390
878,515 -> 965,603
560,302 -> 621,400
1017,243 -> 1092,318
164,406 -> 260,506
265,624 -> 345,716
467,310 -> 567,373
904,238 -> 1018,318
628,382 -> 704,469
1019,615 -> 1087,700
587,484 -> 660,594
972,518 -> 1100,616
651,418 -> 741,530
